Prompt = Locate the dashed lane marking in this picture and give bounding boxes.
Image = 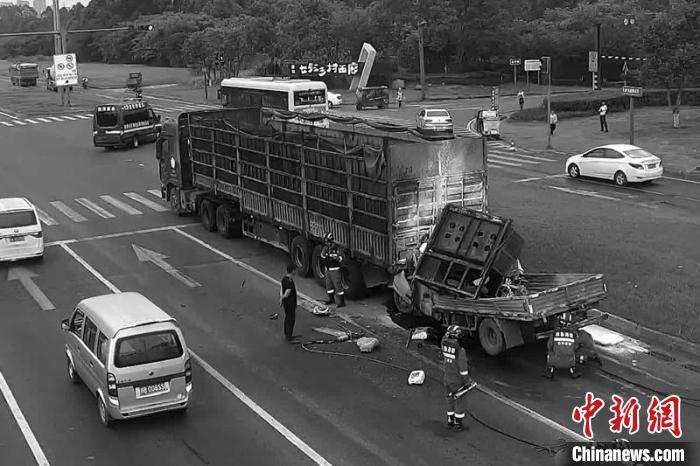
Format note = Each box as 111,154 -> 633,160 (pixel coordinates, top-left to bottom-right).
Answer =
60,115 -> 76,121
11,120 -> 26,125
24,118 -> 39,124
488,159 -> 523,167
46,117 -> 63,122
1,121 -> 12,127
489,154 -> 541,165
74,115 -> 91,120
36,118 -> 51,123
123,192 -> 169,212
75,198 -> 115,219
514,174 -> 568,183
99,195 -> 143,215
49,201 -> 87,223
490,151 -> 557,163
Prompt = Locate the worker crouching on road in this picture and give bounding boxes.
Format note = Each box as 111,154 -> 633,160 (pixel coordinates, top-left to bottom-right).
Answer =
442,325 -> 474,431
575,329 -> 603,367
321,232 -> 345,307
545,320 -> 581,380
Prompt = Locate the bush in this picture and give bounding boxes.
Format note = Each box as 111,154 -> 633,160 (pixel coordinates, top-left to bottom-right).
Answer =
539,88 -> 700,114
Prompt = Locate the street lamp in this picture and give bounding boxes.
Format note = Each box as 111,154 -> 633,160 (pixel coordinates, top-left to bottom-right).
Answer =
417,20 -> 427,101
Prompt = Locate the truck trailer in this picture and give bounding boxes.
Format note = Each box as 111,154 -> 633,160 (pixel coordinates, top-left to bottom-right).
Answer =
399,204 -> 608,356
9,63 -> 39,87
156,107 -> 488,298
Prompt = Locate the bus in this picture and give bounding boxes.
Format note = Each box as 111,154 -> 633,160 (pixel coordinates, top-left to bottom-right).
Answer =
218,77 -> 328,113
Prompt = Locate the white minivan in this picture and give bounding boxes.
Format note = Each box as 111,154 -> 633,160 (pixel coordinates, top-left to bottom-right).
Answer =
0,197 -> 44,262
61,292 -> 192,426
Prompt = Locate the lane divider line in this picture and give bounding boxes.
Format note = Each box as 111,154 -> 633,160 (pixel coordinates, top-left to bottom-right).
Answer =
514,174 -> 568,183
57,241 -> 333,466
44,223 -> 196,247
172,227 -> 590,442
0,370 -> 51,466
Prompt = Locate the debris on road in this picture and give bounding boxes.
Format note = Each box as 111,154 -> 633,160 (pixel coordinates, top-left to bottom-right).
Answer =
357,337 -> 380,353
408,370 -> 425,385
269,313 -> 279,320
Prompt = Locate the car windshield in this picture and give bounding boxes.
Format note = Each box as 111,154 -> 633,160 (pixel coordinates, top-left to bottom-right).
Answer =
624,149 -> 656,159
427,110 -> 450,118
114,330 -> 183,368
0,210 -> 37,228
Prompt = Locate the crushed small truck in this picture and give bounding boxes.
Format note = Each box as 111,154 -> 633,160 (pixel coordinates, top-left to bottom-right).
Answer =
156,107 -> 488,299
394,205 -> 608,356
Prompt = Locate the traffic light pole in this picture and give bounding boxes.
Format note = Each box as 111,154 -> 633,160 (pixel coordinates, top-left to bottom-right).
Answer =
544,56 -> 552,150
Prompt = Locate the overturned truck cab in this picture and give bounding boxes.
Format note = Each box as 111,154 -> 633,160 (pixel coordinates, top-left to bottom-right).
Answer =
394,205 -> 608,356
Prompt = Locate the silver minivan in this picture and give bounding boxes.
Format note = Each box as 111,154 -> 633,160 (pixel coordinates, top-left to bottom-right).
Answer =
61,292 -> 192,426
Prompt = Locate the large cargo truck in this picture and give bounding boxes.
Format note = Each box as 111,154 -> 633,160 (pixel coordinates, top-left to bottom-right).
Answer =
9,63 -> 39,86
156,108 -> 488,298
399,205 -> 608,356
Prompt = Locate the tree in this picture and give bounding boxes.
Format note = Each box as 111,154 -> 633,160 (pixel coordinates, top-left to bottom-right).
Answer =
640,0 -> 700,127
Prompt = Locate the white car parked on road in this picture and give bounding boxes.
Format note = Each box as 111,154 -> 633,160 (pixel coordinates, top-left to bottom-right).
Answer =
328,91 -> 342,108
416,108 -> 454,133
565,144 -> 663,186
0,197 -> 44,262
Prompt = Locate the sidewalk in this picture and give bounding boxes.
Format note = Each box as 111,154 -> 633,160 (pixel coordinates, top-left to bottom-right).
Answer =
500,107 -> 700,180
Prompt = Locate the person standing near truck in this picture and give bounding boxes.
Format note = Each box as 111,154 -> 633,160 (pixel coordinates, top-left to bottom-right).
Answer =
279,263 -> 298,342
321,233 -> 345,307
442,325 -> 474,431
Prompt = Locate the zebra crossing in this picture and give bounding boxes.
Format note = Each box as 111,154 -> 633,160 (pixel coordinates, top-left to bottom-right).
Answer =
0,102 -> 219,129
32,189 -> 168,227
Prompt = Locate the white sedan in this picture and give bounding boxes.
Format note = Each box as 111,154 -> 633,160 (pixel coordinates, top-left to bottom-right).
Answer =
0,197 -> 44,262
416,108 -> 454,133
565,144 -> 663,186
328,91 -> 342,108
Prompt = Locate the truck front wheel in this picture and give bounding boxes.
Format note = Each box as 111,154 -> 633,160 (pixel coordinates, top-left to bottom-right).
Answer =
478,318 -> 505,356
200,200 -> 217,232
290,236 -> 312,277
343,259 -> 367,300
216,204 -> 241,238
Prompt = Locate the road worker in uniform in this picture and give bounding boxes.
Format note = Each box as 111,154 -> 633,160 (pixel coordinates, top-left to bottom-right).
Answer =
546,318 -> 580,380
442,325 -> 474,431
575,328 -> 603,367
321,232 -> 345,307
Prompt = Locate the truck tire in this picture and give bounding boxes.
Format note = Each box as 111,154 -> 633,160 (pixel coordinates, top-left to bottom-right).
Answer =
478,318 -> 505,356
168,186 -> 185,216
216,204 -> 241,238
311,244 -> 326,287
343,259 -> 367,300
290,235 -> 312,277
200,200 -> 217,232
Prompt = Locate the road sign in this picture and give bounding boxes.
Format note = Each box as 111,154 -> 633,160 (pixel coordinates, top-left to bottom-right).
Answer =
52,53 -> 78,86
622,61 -> 629,75
491,86 -> 499,110
588,51 -> 598,72
622,86 -> 643,97
524,59 -> 541,71
509,58 -> 521,66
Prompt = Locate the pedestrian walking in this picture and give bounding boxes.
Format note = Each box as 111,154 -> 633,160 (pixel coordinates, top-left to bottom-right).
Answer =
396,88 -> 404,108
598,101 -> 608,132
517,90 -> 525,111
279,263 -> 298,341
549,110 -> 558,135
441,325 -> 475,431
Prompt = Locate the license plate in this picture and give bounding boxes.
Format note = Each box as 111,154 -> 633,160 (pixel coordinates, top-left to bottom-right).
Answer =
9,236 -> 24,243
647,164 -> 656,169
135,381 -> 170,398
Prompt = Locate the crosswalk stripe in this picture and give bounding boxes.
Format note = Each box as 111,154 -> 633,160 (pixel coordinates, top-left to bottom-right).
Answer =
491,151 -> 557,162
46,116 -> 64,122
49,201 -> 87,222
99,195 -> 142,215
1,121 -> 12,127
489,159 -> 523,167
75,198 -> 115,219
36,118 -> 51,123
24,118 -> 39,124
74,115 -> 91,120
147,189 -> 162,198
61,115 -> 77,121
491,154 -> 539,165
83,114 -> 94,118
11,120 -> 26,125
35,207 -> 58,226
123,192 -> 169,212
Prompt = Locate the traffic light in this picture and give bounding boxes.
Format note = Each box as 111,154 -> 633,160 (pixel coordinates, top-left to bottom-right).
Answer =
592,72 -> 599,90
540,56 -> 550,75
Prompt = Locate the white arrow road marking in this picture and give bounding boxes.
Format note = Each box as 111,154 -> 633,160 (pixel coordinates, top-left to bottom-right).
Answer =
7,267 -> 55,311
131,244 -> 201,287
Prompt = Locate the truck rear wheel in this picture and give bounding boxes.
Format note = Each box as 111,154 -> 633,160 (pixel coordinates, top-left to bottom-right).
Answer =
311,244 -> 326,287
478,318 -> 505,356
200,200 -> 217,232
216,204 -> 241,238
343,259 -> 367,300
290,236 -> 312,277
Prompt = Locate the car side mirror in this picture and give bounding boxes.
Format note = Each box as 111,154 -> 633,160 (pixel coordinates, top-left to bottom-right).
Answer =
61,319 -> 70,331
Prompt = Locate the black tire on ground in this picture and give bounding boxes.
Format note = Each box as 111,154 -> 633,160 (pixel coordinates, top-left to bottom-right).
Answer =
67,358 -> 80,384
614,170 -> 628,186
343,259 -> 367,300
311,244 -> 326,287
98,396 -> 113,427
200,200 -> 217,232
215,204 -> 241,238
478,318 -> 506,356
168,186 -> 184,216
568,164 -> 580,178
290,235 -> 312,277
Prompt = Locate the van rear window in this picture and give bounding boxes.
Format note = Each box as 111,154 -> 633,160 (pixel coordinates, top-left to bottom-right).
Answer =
96,111 -> 118,127
114,330 -> 183,368
0,210 -> 37,228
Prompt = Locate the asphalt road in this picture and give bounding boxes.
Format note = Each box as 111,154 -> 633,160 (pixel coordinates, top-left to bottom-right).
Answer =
1,85 -> 698,465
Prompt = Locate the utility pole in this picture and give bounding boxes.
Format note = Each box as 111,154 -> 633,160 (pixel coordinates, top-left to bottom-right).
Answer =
543,56 -> 552,149
418,20 -> 427,101
595,23 -> 602,90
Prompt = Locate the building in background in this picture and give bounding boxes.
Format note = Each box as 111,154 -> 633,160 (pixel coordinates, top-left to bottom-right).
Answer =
33,0 -> 46,12
0,0 -> 15,6
18,0 -> 31,6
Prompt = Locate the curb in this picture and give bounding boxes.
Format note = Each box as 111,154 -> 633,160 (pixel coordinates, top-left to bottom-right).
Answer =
418,89 -> 589,103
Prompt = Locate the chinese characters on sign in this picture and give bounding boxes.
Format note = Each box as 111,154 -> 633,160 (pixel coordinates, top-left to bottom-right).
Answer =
289,62 -> 362,77
572,392 -> 683,439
